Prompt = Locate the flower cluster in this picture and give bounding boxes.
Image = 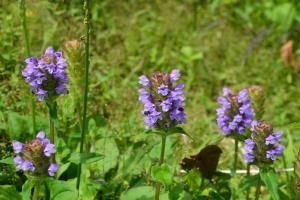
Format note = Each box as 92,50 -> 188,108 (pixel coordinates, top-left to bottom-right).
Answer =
13,131 -> 58,177
138,69 -> 186,129
216,88 -> 255,136
22,46 -> 68,101
244,120 -> 285,164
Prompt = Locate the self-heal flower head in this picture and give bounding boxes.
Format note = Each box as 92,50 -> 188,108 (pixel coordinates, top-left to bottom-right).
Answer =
216,88 -> 255,136
48,163 -> 58,176
244,120 -> 285,165
138,69 -> 186,129
22,46 -> 68,101
12,141 -> 23,154
13,131 -> 58,177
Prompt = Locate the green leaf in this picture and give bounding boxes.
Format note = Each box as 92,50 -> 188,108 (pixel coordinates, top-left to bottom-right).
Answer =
45,179 -> 78,200
260,169 -> 280,200
0,157 -> 14,165
120,186 -> 168,200
0,185 -> 21,200
184,169 -> 202,189
68,152 -> 103,164
236,174 -> 258,196
169,183 -> 192,200
151,164 -> 173,185
22,180 -> 34,200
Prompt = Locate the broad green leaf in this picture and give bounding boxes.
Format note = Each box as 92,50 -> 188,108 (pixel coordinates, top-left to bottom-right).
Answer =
56,137 -> 71,160
184,169 -> 202,189
79,165 -> 100,200
151,164 -> 173,185
56,162 -> 71,179
68,152 -> 103,164
120,186 -> 168,200
0,185 -> 21,200
260,169 -> 280,200
45,179 -> 78,200
236,174 -> 258,196
90,128 -> 119,175
0,157 -> 14,165
22,180 -> 34,200
169,183 -> 192,200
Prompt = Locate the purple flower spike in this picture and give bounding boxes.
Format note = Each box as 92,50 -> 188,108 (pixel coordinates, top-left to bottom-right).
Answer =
138,70 -> 185,129
12,141 -> 23,154
216,88 -> 255,136
44,143 -> 56,157
36,131 -> 46,139
22,46 -> 68,101
21,160 -> 35,172
48,163 -> 58,176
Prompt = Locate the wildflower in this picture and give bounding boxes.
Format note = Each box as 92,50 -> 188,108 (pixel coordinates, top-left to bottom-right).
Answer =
244,120 -> 285,164
13,131 -> 58,177
216,88 -> 255,136
22,46 -> 68,101
138,69 -> 186,129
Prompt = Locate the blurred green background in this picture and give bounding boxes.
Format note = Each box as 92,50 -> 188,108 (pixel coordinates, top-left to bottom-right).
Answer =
1,0 -> 300,199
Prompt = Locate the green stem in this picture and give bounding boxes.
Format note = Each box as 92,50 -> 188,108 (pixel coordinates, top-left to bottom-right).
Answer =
76,0 -> 90,190
21,0 -> 36,134
154,136 -> 166,200
32,185 -> 40,200
49,105 -> 56,163
233,138 -> 238,174
246,164 -> 250,200
255,172 -> 261,200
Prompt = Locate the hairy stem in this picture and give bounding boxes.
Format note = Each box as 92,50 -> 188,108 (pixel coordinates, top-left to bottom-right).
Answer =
246,164 -> 251,200
48,103 -> 56,163
154,136 -> 166,200
233,138 -> 238,174
32,185 -> 40,200
255,172 -> 261,200
76,0 -> 90,190
21,0 -> 36,134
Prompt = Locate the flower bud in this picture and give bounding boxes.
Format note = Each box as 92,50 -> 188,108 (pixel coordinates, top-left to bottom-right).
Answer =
248,85 -> 265,119
138,69 -> 185,129
63,40 -> 84,106
13,131 -> 58,177
244,120 -> 285,165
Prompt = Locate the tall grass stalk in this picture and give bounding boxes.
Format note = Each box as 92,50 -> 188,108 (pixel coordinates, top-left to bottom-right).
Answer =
76,0 -> 90,190
21,0 -> 36,134
154,135 -> 166,200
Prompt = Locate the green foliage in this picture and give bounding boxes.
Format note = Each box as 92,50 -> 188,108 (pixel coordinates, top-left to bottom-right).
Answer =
1,0 -> 300,199
0,185 -> 21,200
45,179 -> 78,200
68,152 -> 103,165
151,164 -> 173,185
260,169 -> 280,200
